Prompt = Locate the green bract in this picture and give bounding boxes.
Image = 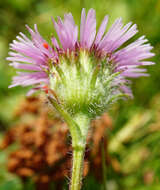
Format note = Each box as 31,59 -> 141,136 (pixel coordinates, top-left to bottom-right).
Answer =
49,50 -> 123,118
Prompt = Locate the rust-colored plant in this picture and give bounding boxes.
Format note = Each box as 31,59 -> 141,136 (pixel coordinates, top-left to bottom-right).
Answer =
1,96 -> 112,190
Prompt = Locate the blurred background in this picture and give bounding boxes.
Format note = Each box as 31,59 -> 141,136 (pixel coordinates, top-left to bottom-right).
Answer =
0,0 -> 160,189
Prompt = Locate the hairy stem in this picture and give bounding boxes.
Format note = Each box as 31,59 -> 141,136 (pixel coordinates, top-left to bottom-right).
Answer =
48,96 -> 90,190
70,147 -> 85,190
70,114 -> 90,190
48,96 -> 83,147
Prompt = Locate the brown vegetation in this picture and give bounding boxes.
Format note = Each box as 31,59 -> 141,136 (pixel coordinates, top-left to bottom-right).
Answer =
1,96 -> 113,190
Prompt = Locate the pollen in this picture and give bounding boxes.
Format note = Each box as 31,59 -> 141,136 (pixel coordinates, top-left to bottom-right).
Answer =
43,43 -> 49,49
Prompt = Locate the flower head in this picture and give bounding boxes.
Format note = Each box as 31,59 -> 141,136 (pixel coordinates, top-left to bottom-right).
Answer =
7,8 -> 155,117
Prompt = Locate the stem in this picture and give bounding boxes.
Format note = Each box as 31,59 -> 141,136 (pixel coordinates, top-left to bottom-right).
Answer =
70,147 -> 85,190
48,96 -> 83,147
48,96 -> 90,190
70,114 -> 90,190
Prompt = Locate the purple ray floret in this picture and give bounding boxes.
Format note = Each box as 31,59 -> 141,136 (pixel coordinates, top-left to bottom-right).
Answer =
7,24 -> 55,91
7,8 -> 155,96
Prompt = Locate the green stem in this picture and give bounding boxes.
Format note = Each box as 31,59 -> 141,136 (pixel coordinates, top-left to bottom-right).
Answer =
48,96 -> 90,190
70,114 -> 90,190
48,96 -> 83,147
70,147 -> 85,190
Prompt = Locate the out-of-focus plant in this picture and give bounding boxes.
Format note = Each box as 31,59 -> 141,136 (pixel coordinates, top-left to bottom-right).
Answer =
1,93 -> 160,190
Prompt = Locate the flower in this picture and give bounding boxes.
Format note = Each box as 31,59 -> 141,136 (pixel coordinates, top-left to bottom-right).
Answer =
7,8 -> 154,116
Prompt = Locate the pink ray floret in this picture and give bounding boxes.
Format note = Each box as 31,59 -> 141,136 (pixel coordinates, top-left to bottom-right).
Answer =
7,8 -> 155,96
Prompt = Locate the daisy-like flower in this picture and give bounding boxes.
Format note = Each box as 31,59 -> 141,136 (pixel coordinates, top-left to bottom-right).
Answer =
7,8 -> 155,190
7,8 -> 155,120
7,9 -> 154,109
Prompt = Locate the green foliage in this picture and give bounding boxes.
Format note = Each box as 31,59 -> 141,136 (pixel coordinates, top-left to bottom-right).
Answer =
0,135 -> 22,190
